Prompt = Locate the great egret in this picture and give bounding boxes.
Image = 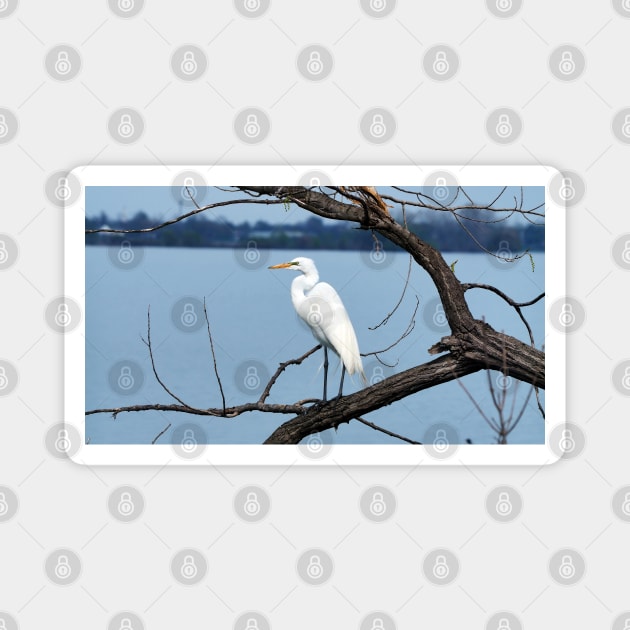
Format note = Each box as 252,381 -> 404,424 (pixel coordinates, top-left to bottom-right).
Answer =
268,257 -> 366,401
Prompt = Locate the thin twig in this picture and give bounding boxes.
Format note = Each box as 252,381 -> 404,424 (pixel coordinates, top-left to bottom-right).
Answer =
362,296 -> 420,364
142,307 -> 195,409
354,416 -> 421,444
370,253 -> 414,330
203,298 -> 226,414
151,423 -> 172,444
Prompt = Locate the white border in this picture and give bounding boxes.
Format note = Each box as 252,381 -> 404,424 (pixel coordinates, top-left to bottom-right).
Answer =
65,165 -> 565,466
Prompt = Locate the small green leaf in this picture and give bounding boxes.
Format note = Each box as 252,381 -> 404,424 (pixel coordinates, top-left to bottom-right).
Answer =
528,252 -> 535,272
450,259 -> 458,272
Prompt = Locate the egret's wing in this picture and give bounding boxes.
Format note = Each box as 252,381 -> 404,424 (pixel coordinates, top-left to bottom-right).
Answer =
308,282 -> 366,381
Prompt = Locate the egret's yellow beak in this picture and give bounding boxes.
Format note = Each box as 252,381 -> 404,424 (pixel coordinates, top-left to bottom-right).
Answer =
268,262 -> 296,269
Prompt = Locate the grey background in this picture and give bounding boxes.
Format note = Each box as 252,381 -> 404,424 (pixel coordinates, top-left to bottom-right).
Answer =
0,1 -> 628,628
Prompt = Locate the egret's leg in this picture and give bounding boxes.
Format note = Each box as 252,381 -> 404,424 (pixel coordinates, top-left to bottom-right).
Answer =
322,346 -> 329,402
337,364 -> 346,399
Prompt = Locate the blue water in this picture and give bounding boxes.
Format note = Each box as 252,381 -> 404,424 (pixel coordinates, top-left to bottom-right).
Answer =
85,246 -> 545,445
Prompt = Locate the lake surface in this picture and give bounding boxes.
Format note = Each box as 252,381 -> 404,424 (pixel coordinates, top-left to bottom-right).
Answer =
85,246 -> 545,445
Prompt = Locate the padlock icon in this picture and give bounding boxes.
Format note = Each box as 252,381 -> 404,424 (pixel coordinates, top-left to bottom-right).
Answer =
306,433 -> 323,452
370,366 -> 384,385
432,50 -> 449,75
622,367 -> 630,390
558,177 -> 575,201
432,554 -> 450,579
497,618 -> 512,630
495,113 -> 513,138
55,176 -> 72,201
622,114 -> 630,138
244,113 -> 261,138
433,428 -> 449,451
495,491 -> 513,516
244,491 -> 261,516
244,366 -> 260,390
306,50 -> 323,75
496,373 -> 511,390
369,0 -> 386,12
0,114 -> 8,138
117,491 -> 135,516
308,302 -> 323,326
245,619 -> 260,630
117,114 -> 135,138
0,366 -> 8,390
117,240 -> 135,264
244,240 -> 260,264
55,428 -> 71,452
181,51 -> 198,75
0,492 -> 8,516
117,0 -> 135,11
369,114 -> 387,138
370,619 -> 385,630
181,428 -> 197,451
369,491 -> 386,516
306,554 -> 323,579
0,240 -> 8,264
180,303 -> 198,327
244,0 -> 261,11
433,303 -> 447,327
559,429 -> 575,453
621,240 -> 630,264
370,240 -> 385,264
54,554 -> 72,579
623,0 -> 630,10
117,366 -> 135,390
433,176 -> 448,200
558,51 -> 575,75
621,492 -> 630,516
181,555 -> 198,579
181,176 -> 197,200
54,51 -> 72,75
54,303 -> 72,327
495,0 -> 512,11
558,303 -> 575,327
558,554 -> 575,579
309,176 -> 321,186
496,240 -> 512,261
623,619 -> 630,630
119,618 -> 134,630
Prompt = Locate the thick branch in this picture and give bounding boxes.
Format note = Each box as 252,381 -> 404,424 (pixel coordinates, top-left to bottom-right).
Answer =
264,353 -> 481,444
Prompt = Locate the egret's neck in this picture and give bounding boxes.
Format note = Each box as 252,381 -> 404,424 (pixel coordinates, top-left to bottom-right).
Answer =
291,270 -> 318,308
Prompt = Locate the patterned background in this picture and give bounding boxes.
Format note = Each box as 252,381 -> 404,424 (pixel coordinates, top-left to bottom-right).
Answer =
1,0 -> 629,628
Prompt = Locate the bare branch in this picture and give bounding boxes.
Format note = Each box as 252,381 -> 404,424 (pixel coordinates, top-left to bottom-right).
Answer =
259,345 -> 321,404
462,283 -> 544,347
85,198 -> 288,234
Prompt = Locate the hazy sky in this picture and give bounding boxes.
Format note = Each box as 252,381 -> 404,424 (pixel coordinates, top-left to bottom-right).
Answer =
85,185 -> 544,226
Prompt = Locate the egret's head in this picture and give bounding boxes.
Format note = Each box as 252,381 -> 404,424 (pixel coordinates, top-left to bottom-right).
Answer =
268,257 -> 315,274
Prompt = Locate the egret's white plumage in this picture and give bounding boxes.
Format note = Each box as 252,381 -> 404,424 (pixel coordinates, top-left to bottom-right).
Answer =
269,257 -> 366,399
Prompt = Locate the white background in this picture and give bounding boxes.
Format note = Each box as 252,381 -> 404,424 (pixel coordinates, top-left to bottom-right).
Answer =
1,2 -> 628,628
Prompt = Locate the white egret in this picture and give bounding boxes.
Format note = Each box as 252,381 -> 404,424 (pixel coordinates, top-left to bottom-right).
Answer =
269,257 -> 366,401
